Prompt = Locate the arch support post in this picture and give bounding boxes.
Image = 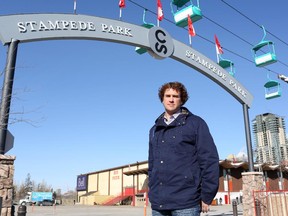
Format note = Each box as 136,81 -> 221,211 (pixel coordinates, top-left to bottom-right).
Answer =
242,103 -> 254,171
0,39 -> 19,154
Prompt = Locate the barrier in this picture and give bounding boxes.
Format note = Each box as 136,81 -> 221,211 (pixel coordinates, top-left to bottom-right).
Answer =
253,190 -> 288,216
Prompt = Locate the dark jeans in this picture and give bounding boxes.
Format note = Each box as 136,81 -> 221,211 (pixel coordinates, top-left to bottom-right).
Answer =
152,205 -> 201,216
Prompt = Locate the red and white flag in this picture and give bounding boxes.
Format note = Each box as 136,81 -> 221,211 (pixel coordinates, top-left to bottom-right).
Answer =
157,0 -> 164,21
214,34 -> 224,54
188,15 -> 196,37
119,0 -> 125,8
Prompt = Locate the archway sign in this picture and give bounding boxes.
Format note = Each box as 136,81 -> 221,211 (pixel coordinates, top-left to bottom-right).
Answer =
0,14 -> 254,170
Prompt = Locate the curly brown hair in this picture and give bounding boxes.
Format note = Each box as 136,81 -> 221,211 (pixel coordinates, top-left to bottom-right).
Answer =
158,82 -> 189,105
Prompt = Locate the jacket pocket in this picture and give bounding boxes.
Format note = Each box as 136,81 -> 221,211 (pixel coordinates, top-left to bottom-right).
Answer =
174,128 -> 197,153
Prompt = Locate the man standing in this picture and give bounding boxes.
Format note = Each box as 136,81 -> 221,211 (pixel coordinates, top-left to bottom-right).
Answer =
148,82 -> 219,216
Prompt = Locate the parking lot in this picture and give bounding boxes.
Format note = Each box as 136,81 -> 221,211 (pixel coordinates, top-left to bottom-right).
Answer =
18,205 -> 151,216
14,204 -> 243,216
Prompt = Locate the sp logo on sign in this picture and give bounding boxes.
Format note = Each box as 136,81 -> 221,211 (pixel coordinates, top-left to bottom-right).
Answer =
148,27 -> 174,59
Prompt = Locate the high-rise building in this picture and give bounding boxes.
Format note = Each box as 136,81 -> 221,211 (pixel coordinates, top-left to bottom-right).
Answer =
252,113 -> 288,164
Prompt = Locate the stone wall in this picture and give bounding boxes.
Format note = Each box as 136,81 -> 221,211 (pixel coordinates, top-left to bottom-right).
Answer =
242,172 -> 264,216
0,155 -> 15,216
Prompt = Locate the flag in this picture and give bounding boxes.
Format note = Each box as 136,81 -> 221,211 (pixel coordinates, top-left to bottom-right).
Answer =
157,0 -> 164,21
119,0 -> 125,8
188,15 -> 196,37
214,34 -> 224,54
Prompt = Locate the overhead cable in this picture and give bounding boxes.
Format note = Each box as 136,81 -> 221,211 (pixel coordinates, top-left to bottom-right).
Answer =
126,0 -> 287,77
221,0 -> 288,47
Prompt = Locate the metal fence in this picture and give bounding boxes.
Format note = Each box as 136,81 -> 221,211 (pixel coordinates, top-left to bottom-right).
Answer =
253,190 -> 288,216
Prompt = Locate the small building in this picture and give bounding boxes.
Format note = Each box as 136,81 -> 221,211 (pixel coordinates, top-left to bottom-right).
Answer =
76,160 -> 288,206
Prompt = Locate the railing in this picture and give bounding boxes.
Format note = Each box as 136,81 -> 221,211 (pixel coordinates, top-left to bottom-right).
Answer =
253,190 -> 288,216
102,194 -> 132,206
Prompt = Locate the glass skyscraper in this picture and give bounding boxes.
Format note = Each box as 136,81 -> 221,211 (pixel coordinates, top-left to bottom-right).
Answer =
252,113 -> 288,164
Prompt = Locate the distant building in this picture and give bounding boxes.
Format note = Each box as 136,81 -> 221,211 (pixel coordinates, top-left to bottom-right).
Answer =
76,160 -> 288,206
252,113 -> 288,164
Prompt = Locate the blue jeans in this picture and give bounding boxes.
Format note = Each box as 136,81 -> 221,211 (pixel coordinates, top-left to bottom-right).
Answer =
152,205 -> 200,216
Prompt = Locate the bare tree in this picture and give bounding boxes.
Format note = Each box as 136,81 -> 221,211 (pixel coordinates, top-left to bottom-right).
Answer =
24,173 -> 34,193
14,173 -> 56,201
15,173 -> 35,200
35,179 -> 52,192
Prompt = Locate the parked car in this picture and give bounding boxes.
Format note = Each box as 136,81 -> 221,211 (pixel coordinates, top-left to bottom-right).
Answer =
40,199 -> 54,206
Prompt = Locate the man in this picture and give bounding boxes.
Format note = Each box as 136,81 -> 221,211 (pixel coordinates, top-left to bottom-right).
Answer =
148,82 -> 219,216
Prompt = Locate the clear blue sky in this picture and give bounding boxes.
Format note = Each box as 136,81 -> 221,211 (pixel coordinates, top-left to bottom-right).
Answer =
0,0 -> 287,193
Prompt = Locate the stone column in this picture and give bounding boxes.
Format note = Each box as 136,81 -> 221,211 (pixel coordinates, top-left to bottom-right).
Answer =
0,155 -> 16,216
242,172 -> 264,216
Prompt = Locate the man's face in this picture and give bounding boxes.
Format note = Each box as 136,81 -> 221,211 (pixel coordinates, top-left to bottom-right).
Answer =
162,88 -> 182,115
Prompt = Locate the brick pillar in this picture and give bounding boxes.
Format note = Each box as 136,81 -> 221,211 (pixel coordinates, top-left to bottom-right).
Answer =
242,172 -> 264,216
0,155 -> 16,216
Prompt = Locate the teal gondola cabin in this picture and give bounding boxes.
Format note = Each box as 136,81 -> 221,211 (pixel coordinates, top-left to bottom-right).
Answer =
171,0 -> 202,27
264,80 -> 281,99
252,41 -> 277,67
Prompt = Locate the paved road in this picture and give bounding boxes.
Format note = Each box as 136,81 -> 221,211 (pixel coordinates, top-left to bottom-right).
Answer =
16,204 -> 243,216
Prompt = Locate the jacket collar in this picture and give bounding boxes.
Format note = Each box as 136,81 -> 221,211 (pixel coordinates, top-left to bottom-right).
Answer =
155,107 -> 191,127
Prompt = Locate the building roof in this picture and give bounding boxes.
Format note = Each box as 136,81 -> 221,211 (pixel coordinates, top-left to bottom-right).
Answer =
219,160 -> 249,169
123,160 -> 288,176
123,168 -> 148,176
220,160 -> 288,171
79,160 -> 288,177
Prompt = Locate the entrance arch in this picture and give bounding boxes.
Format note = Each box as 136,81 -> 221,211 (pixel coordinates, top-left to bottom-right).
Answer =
0,14 -> 254,170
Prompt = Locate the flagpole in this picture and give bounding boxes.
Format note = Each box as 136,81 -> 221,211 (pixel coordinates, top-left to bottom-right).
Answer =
73,0 -> 77,14
215,46 -> 219,63
119,0 -> 125,20
119,8 -> 122,20
189,35 -> 192,46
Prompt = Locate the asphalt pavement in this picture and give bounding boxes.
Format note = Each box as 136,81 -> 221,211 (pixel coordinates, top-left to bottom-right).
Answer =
17,203 -> 243,216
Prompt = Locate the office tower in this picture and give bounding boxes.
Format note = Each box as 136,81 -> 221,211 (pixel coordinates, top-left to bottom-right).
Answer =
252,113 -> 288,164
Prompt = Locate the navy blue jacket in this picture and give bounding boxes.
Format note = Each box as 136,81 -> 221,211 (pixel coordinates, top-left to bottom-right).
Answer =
148,107 -> 219,210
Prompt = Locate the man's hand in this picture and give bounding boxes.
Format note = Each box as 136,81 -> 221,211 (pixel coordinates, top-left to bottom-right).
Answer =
201,201 -> 210,213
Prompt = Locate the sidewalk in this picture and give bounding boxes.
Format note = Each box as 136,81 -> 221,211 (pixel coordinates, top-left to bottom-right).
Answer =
20,203 -> 243,216
203,204 -> 243,215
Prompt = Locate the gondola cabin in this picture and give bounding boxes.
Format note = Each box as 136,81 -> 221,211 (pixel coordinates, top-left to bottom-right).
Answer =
135,23 -> 154,54
171,0 -> 202,27
264,80 -> 281,99
218,58 -> 235,77
252,41 -> 277,67
172,0 -> 190,7
135,9 -> 155,54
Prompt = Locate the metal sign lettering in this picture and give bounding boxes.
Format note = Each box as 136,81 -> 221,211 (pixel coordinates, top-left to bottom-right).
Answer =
0,14 -> 253,107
